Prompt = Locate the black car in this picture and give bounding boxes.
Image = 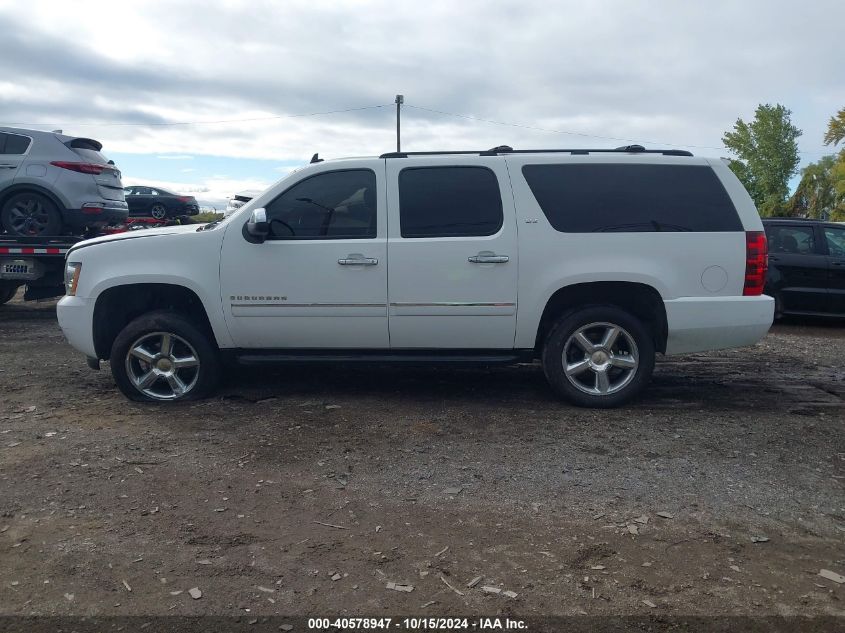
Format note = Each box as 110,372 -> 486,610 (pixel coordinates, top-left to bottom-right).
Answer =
762,218 -> 845,318
124,186 -> 199,220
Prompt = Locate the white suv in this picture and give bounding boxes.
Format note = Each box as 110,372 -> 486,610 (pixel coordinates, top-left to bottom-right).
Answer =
56,145 -> 773,407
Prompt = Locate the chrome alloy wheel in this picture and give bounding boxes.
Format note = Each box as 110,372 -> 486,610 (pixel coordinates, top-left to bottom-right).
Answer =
125,332 -> 200,400
562,322 -> 639,395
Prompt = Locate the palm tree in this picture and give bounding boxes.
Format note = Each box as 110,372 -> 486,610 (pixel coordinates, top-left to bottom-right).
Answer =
824,108 -> 845,147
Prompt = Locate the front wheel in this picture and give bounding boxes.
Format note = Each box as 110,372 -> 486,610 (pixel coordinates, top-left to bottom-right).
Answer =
542,305 -> 655,408
109,310 -> 220,402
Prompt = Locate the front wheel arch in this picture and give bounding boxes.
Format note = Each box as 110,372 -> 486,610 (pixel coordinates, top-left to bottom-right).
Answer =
92,283 -> 217,360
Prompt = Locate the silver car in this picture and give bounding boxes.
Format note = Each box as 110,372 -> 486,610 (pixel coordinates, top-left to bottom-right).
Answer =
0,127 -> 127,236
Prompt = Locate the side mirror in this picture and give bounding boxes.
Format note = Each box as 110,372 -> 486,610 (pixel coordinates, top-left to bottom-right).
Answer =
245,207 -> 269,243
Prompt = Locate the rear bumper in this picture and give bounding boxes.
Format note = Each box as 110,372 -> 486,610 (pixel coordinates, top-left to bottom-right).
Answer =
63,202 -> 128,231
664,295 -> 774,355
57,295 -> 97,358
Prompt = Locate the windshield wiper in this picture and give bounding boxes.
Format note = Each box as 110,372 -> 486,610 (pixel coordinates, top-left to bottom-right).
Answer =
198,219 -> 222,231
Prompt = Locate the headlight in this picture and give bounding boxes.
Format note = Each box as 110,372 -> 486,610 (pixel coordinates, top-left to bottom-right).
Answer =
65,262 -> 82,296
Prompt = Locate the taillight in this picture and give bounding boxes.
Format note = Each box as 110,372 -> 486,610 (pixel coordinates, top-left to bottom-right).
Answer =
743,231 -> 768,296
50,161 -> 106,175
176,196 -> 194,203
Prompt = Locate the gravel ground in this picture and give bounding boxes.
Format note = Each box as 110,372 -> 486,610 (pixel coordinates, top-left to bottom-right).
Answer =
0,293 -> 844,621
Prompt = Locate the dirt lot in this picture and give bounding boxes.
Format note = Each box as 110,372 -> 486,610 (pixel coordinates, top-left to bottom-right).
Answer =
1,292 -> 844,622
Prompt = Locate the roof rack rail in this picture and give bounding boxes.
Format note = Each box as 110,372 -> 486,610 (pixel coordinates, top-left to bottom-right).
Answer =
379,145 -> 693,158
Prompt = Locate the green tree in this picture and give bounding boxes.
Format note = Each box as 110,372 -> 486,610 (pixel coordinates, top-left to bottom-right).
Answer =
823,107 -> 845,147
823,106 -> 845,220
789,155 -> 839,219
722,103 -> 802,215
830,159 -> 845,221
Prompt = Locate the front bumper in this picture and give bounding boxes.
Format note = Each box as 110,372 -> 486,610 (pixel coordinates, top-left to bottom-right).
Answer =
664,295 -> 774,355
57,295 -> 97,359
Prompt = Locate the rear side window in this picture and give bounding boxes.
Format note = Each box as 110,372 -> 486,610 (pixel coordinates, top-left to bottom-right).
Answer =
399,166 -> 503,238
1,132 -> 31,155
521,164 -> 742,232
765,225 -> 817,255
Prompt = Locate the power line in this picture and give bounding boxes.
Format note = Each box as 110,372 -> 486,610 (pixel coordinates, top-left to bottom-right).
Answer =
404,104 -> 726,150
0,104 -> 393,128
404,104 -> 830,156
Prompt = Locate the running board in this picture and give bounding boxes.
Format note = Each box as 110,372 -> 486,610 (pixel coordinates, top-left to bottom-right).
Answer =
234,349 -> 535,366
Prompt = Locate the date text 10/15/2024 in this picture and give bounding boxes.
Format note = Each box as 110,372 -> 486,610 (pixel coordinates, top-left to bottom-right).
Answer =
307,617 -> 528,630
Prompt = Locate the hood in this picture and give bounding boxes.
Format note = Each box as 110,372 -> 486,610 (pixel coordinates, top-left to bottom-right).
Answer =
66,223 -> 203,257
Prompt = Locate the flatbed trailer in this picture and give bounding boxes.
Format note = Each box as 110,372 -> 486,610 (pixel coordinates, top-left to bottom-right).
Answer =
0,218 -> 188,305
0,236 -> 83,304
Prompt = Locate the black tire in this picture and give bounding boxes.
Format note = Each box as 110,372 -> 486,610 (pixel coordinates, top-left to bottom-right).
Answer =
150,204 -> 167,220
109,310 -> 220,402
0,283 -> 19,305
1,192 -> 63,236
541,305 -> 655,408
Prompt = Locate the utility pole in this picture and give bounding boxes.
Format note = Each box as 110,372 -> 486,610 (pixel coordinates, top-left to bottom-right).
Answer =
395,94 -> 404,152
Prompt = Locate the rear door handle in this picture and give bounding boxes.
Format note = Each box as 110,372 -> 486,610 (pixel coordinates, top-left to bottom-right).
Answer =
338,255 -> 378,266
832,260 -> 845,267
0,164 -> 17,169
468,254 -> 509,264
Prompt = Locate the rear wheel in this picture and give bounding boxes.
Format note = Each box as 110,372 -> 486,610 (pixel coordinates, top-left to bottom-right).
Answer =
542,305 -> 655,408
109,310 -> 220,402
1,192 -> 63,236
150,204 -> 167,220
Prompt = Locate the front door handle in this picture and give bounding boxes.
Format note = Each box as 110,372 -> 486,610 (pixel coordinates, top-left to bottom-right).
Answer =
338,254 -> 378,266
468,254 -> 509,264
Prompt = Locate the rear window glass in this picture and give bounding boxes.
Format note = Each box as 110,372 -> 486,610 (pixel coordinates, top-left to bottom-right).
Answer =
66,139 -> 108,164
399,166 -> 503,238
70,147 -> 109,164
1,133 -> 31,155
521,164 -> 742,233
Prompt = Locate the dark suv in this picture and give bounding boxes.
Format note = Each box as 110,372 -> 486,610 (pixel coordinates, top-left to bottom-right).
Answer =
762,218 -> 845,318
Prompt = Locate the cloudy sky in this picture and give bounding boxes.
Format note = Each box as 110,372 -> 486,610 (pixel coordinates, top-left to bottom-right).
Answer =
1,0 -> 842,207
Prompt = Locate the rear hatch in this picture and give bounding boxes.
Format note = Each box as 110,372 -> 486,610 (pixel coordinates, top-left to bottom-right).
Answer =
65,138 -> 125,201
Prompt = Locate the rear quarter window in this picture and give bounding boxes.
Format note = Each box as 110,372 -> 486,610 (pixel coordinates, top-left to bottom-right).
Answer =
1,133 -> 31,155
521,163 -> 742,233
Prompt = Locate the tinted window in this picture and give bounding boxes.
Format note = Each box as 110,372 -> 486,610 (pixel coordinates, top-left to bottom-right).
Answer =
766,225 -> 817,255
2,133 -> 30,155
265,169 -> 376,240
824,226 -> 845,257
522,164 -> 742,233
399,166 -> 503,238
